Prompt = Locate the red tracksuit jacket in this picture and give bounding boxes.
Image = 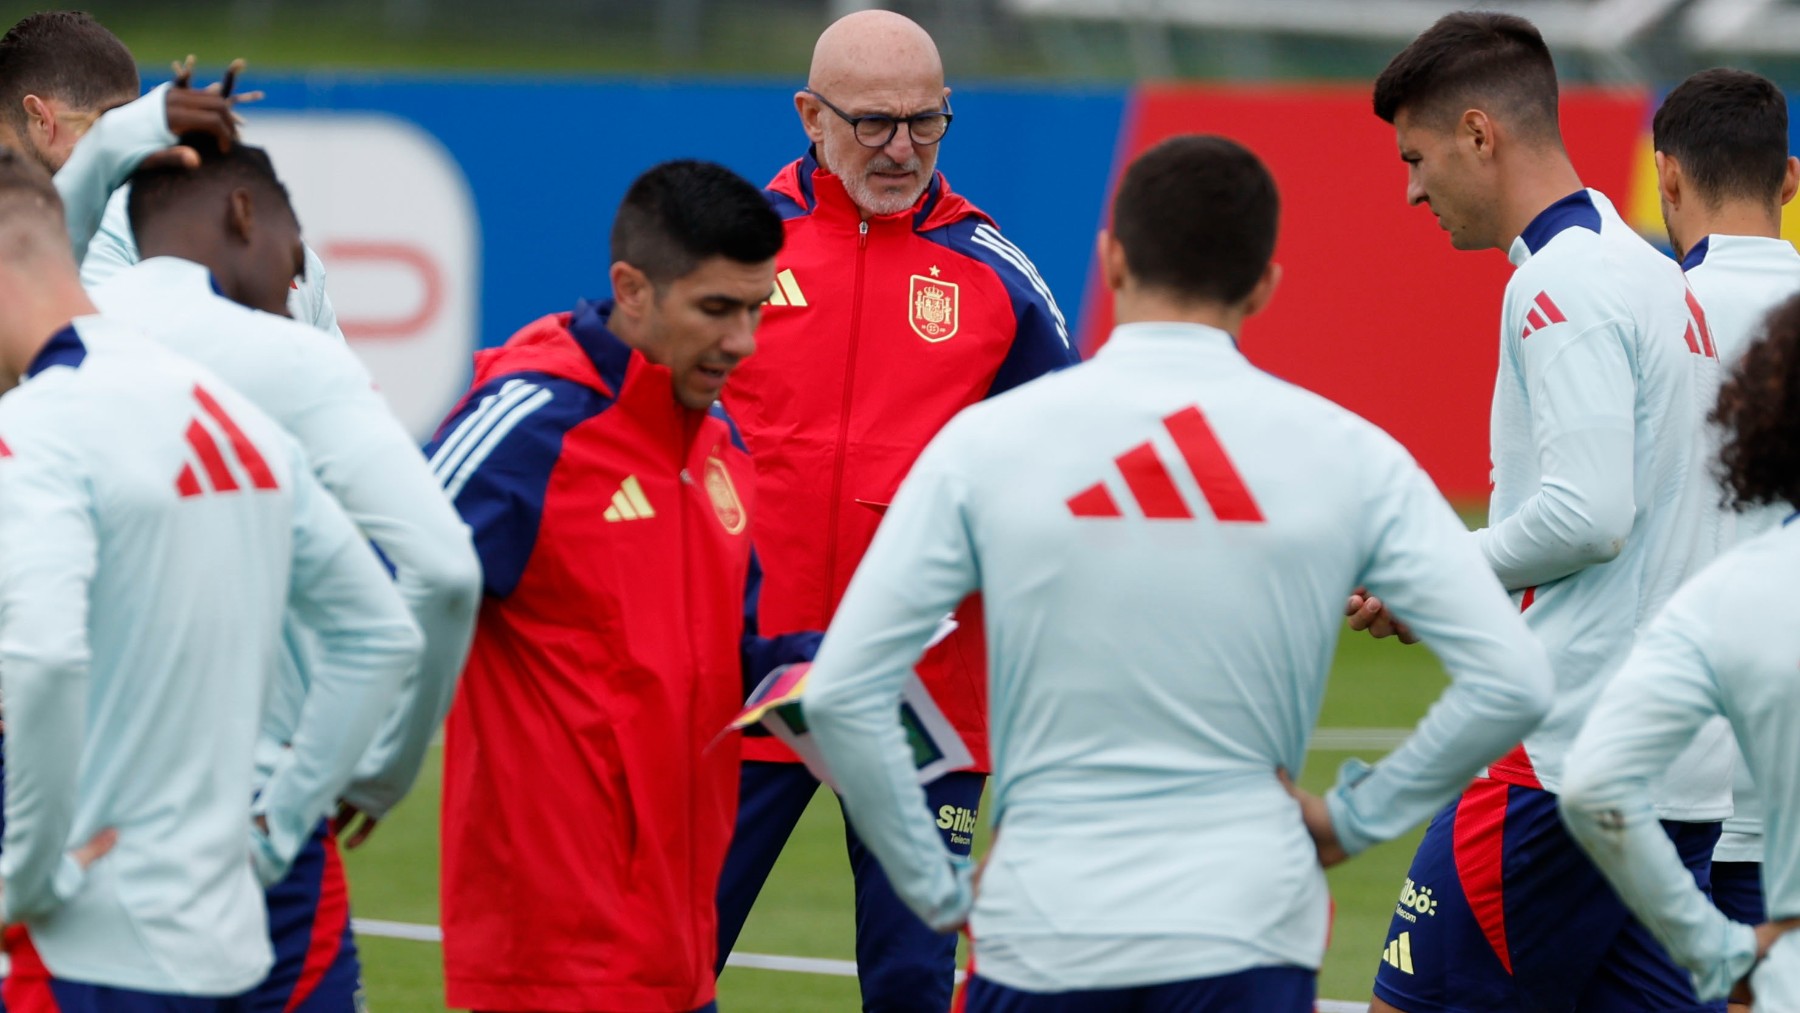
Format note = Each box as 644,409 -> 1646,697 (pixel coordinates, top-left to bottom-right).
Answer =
725,151 -> 1079,770
430,301 -> 814,1012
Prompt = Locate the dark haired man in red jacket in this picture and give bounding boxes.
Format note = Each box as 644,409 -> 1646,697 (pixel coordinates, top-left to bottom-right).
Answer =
716,11 -> 1080,1011
431,159 -> 817,1013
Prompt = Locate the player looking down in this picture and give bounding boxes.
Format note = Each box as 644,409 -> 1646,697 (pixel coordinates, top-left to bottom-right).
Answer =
1361,12 -> 1731,1011
84,137 -> 482,1010
1562,291 -> 1800,1011
0,144 -> 420,1008
801,133 -> 1551,1013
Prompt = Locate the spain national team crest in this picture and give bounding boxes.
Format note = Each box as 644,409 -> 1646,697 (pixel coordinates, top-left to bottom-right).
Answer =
705,456 -> 747,535
909,274 -> 960,343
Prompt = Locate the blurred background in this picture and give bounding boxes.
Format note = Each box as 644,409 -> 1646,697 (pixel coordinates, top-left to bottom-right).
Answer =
15,3 -> 1798,1008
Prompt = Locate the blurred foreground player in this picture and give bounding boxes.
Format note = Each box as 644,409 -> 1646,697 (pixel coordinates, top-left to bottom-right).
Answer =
1653,69 -> 1800,1004
88,139 -> 481,1010
1361,13 -> 1730,1011
718,12 -> 1077,1007
1562,294 -> 1800,1010
0,146 -> 420,1007
802,135 -> 1552,1012
434,160 -> 814,1012
0,11 -> 343,337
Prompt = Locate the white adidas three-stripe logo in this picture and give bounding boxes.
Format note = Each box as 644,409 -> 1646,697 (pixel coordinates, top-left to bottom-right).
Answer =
970,223 -> 1070,348
431,378 -> 555,501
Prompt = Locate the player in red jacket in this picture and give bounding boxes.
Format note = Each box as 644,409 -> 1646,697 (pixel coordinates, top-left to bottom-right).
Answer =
432,160 -> 815,1013
716,11 -> 1079,1011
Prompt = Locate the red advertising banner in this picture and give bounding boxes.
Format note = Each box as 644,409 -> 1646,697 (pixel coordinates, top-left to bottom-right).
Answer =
1078,85 -> 1652,501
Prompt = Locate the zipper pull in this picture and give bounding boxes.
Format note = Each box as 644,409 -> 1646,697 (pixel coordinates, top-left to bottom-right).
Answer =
859,220 -> 869,249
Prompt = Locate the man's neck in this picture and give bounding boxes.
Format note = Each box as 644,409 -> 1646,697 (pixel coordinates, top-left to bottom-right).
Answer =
1496,151 -> 1585,251
0,276 -> 95,379
1113,289 -> 1244,337
1678,200 -> 1784,254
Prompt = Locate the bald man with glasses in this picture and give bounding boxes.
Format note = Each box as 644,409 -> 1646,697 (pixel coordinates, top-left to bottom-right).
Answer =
715,10 -> 1078,1012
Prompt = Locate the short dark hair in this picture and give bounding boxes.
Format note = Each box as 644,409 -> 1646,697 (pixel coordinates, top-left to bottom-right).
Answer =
1714,292 -> 1800,511
1373,11 -> 1560,140
1109,134 -> 1278,306
610,159 -> 783,285
0,142 -> 69,261
0,12 -> 139,136
126,135 -> 296,239
1654,69 -> 1789,209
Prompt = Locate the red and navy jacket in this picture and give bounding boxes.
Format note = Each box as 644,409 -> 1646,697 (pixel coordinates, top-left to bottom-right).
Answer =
428,299 -> 816,1012
724,150 -> 1080,770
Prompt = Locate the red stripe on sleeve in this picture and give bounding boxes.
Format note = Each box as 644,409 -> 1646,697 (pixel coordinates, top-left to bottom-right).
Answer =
175,462 -> 204,498
194,385 -> 280,491
1686,290 -> 1718,358
1534,291 -> 1566,324
1162,406 -> 1264,522
1114,442 -> 1192,520
1525,308 -> 1548,333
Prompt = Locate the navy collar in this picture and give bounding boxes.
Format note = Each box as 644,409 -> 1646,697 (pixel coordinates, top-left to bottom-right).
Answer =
1681,235 -> 1711,272
567,298 -> 634,397
26,324 -> 87,378
1785,510 -> 1798,527
1518,190 -> 1602,255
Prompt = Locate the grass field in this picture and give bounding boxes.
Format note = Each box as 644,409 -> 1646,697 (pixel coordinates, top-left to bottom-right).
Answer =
342,629 -> 1447,1010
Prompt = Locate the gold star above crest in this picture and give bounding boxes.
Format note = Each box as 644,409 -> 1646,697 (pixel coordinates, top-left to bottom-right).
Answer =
929,265 -> 942,278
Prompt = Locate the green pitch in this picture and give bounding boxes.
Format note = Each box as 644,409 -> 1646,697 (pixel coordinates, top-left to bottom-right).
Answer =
344,630 -> 1443,1009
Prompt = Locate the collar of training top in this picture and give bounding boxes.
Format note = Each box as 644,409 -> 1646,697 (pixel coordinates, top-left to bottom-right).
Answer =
1680,235 -> 1711,272
1517,189 -> 1602,256
566,298 -> 634,397
27,324 -> 88,378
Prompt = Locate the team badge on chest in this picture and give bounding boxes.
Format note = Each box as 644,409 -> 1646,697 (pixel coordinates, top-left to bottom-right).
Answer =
909,273 -> 960,343
704,456 -> 747,535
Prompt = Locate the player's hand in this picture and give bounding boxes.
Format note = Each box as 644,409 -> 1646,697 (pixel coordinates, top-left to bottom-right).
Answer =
70,826 -> 118,869
1345,588 -> 1420,645
334,801 -> 380,849
146,56 -> 267,171
1278,768 -> 1348,869
1734,917 -> 1800,1003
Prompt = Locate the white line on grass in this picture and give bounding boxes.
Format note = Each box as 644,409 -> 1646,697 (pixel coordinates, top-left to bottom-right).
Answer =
353,919 -> 1369,1009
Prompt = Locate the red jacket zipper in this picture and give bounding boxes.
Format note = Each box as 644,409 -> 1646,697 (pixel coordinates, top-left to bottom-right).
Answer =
821,219 -> 869,622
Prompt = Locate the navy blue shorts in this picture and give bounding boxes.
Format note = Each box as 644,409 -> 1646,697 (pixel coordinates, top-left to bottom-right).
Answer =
2,926 -> 244,1012
959,967 -> 1314,1012
1712,861 -> 1766,926
1373,779 -> 1723,1012
246,819 -> 363,1012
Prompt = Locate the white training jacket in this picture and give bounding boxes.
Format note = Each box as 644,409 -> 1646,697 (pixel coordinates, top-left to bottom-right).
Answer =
803,321 -> 1551,992
0,317 -> 418,993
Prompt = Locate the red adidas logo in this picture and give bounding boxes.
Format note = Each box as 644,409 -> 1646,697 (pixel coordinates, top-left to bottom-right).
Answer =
1521,291 -> 1566,339
1067,405 -> 1264,522
1682,289 -> 1718,358
174,385 -> 280,498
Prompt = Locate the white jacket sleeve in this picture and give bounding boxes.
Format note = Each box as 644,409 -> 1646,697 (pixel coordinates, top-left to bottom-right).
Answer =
1475,320 -> 1638,590
0,439 -> 97,922
285,349 -> 479,819
53,84 -> 174,266
250,441 -> 422,884
290,246 -> 345,341
1560,606 -> 1757,1001
1325,447 -> 1554,855
802,426 -> 980,931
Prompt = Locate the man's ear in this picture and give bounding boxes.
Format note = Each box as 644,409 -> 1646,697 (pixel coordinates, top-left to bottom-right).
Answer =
227,188 -> 255,243
795,91 -> 825,145
1656,150 -> 1683,209
1098,229 -> 1128,294
610,260 -> 654,318
20,95 -> 55,148
1461,109 -> 1494,158
1241,261 -> 1282,319
1781,155 -> 1799,207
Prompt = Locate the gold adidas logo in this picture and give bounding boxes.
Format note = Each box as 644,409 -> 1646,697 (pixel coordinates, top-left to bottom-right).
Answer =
603,475 -> 656,522
765,268 -> 807,308
1382,931 -> 1413,974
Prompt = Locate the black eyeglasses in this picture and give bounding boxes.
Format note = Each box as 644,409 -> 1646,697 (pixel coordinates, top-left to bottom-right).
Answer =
804,88 -> 953,148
